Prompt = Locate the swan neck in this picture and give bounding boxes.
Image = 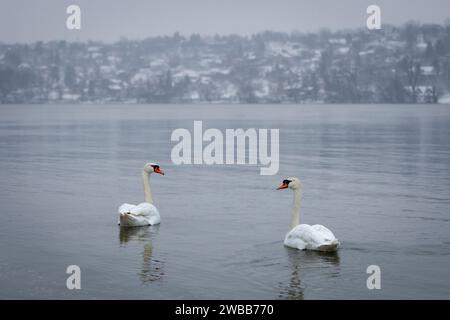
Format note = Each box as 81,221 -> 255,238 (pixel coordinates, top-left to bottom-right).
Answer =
142,171 -> 153,204
291,188 -> 301,229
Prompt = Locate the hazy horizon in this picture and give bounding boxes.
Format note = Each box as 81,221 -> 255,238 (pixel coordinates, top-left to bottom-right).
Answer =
1,0 -> 450,44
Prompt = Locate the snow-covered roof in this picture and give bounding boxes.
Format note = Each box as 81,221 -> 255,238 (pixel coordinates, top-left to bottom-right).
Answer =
420,66 -> 434,76
328,38 -> 347,45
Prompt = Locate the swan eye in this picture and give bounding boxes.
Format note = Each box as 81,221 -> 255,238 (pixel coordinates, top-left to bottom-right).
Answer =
283,179 -> 291,185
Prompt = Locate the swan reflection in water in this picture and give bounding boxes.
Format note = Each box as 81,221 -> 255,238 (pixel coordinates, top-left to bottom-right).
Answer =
279,249 -> 340,300
119,225 -> 165,283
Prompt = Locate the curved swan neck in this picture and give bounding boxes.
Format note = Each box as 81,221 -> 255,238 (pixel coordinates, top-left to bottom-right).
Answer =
290,188 -> 301,230
142,171 -> 153,203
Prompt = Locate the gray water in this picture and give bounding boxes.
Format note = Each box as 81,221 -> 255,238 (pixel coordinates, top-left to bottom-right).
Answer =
1,104 -> 450,299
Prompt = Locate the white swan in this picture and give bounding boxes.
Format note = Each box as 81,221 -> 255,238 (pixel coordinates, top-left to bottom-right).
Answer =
277,177 -> 340,252
118,163 -> 165,227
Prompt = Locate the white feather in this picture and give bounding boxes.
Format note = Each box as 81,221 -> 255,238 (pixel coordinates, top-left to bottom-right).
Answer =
118,203 -> 160,227
284,224 -> 340,252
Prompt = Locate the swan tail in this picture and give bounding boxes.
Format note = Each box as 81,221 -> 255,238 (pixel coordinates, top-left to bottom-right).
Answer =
317,240 -> 340,252
119,213 -> 150,227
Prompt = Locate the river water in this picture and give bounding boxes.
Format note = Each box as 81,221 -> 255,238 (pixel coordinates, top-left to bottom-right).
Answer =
0,104 -> 449,299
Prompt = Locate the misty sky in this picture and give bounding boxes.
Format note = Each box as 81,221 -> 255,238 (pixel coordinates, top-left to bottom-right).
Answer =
1,0 -> 450,43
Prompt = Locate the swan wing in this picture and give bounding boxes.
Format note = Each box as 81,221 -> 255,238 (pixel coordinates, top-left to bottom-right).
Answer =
284,224 -> 339,251
284,231 -> 307,250
284,224 -> 315,250
118,203 -> 160,226
118,203 -> 156,216
131,203 -> 158,216
118,203 -> 136,214
311,224 -> 337,241
132,203 -> 161,225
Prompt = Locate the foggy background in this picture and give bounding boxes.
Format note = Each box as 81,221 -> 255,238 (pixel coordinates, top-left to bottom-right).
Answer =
1,0 -> 450,104
1,0 -> 450,43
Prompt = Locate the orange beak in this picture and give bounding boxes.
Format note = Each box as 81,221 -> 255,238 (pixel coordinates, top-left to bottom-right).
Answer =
276,183 -> 289,190
154,167 -> 165,175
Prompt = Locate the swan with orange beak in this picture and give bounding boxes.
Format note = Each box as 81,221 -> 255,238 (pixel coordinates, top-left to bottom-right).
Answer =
276,177 -> 340,251
118,163 -> 165,227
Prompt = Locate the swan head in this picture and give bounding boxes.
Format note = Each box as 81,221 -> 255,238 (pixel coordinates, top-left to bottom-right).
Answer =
276,177 -> 302,190
143,162 -> 165,175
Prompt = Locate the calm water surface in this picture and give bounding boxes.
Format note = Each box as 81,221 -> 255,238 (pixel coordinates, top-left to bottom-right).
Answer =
0,104 -> 449,299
